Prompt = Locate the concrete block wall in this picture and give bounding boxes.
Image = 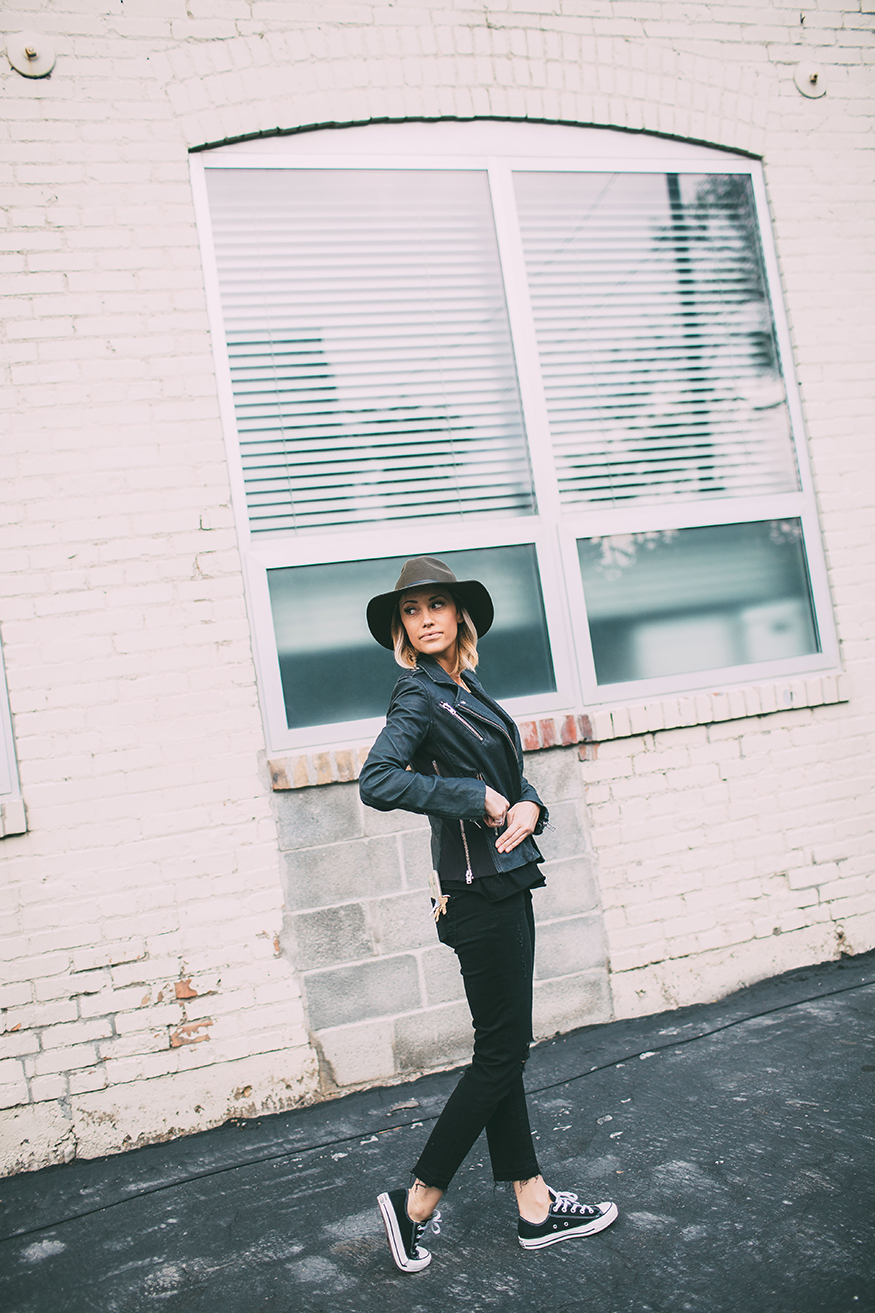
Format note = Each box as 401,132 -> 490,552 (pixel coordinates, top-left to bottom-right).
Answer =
276,746 -> 611,1093
1,0 -> 873,1172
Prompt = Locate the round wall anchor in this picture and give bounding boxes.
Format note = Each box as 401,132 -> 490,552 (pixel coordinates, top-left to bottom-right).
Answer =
793,63 -> 826,98
6,31 -> 56,79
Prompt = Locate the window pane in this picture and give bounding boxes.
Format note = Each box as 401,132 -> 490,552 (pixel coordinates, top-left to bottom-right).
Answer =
577,520 -> 819,683
205,168 -> 535,534
514,171 -> 800,506
268,545 -> 554,729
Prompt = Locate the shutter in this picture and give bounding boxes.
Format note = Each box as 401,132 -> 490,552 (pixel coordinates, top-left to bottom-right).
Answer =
513,171 -> 801,507
204,168 -> 534,535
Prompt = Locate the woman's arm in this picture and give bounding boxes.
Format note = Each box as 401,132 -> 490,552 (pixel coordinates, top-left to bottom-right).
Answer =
483,785 -> 510,828
359,677 -> 487,821
516,775 -> 548,835
464,676 -> 549,835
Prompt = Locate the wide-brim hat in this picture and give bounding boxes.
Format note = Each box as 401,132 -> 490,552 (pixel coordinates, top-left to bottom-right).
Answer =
366,556 -> 494,650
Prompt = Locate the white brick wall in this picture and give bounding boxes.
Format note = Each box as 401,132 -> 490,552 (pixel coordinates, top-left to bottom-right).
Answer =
581,692 -> 875,1017
1,0 -> 872,1172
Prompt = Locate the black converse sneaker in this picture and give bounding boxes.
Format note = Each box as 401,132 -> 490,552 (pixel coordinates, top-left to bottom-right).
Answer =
518,1188 -> 618,1250
377,1189 -> 441,1273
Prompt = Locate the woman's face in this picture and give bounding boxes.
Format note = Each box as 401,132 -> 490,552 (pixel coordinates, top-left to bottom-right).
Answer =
399,587 -> 460,670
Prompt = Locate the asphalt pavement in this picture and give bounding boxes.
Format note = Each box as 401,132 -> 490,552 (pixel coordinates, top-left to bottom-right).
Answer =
2,950 -> 873,1313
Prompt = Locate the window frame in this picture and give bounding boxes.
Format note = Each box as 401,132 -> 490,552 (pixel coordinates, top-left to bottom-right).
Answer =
0,637 -> 25,836
191,122 -> 839,755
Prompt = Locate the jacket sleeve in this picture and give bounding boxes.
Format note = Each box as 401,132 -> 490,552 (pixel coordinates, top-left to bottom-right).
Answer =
517,771 -> 548,834
509,718 -> 549,834
359,677 -> 487,822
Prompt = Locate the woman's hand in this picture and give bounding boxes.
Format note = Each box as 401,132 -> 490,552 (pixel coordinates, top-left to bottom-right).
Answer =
494,800 -> 542,854
483,786 -> 509,829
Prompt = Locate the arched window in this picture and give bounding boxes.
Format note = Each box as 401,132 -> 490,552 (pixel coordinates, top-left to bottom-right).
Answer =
191,121 -> 836,750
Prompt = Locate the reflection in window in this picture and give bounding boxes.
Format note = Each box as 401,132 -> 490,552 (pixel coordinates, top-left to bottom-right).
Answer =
514,171 -> 799,506
578,520 -> 819,683
268,544 -> 555,728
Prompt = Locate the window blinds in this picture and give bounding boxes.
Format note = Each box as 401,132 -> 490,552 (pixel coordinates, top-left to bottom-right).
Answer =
205,168 -> 534,535
513,171 -> 801,507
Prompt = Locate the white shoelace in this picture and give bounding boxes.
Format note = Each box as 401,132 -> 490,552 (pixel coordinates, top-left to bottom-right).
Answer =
550,1190 -> 596,1216
413,1208 -> 442,1241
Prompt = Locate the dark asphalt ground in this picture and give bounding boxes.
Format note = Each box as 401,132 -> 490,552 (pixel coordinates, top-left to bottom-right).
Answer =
1,950 -> 873,1313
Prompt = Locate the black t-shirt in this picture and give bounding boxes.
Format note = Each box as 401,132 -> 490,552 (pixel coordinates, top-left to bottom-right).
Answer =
441,860 -> 545,903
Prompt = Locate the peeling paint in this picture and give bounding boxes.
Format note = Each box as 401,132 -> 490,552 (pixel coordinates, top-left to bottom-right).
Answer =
169,1020 -> 212,1048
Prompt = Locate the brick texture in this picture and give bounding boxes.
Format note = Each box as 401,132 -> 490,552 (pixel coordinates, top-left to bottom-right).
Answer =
1,0 -> 873,1174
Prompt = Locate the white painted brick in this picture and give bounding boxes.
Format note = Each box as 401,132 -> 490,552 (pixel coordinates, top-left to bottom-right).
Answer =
829,892 -> 875,922
29,1075 -> 70,1103
609,941 -> 667,974
626,894 -> 687,927
664,909 -> 719,942
101,1049 -> 182,1084
32,1044 -> 99,1077
111,1003 -> 187,1034
3,998 -> 79,1032
1,1030 -> 40,1058
0,1079 -> 31,1110
0,940 -> 68,976
0,0 -> 872,1174
0,1055 -> 25,1097
33,970 -> 110,1003
68,1067 -> 109,1096
99,1030 -> 170,1061
632,744 -> 691,774
78,986 -> 152,1018
41,1019 -> 114,1050
0,982 -> 33,1009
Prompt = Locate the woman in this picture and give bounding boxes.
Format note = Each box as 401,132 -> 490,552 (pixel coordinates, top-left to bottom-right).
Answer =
359,557 -> 618,1273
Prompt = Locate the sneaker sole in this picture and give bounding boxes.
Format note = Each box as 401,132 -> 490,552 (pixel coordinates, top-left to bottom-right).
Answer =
377,1192 -> 432,1273
518,1201 -> 619,1250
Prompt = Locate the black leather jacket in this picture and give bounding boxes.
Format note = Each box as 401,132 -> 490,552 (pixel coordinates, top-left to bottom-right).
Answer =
359,656 -> 547,879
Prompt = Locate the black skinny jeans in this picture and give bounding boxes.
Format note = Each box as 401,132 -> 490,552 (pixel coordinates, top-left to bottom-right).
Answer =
413,886 -> 541,1191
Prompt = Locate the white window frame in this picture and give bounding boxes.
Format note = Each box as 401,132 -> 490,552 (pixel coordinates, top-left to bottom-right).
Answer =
191,121 -> 838,755
0,651 -> 16,798
0,638 -> 25,836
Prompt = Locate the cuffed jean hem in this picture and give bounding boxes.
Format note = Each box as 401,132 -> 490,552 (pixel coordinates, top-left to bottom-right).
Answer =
409,1168 -> 453,1193
409,1165 -> 541,1193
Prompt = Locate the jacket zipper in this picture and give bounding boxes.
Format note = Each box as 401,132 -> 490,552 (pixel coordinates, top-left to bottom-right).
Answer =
438,701 -> 485,741
459,820 -> 474,883
476,772 -> 498,875
434,758 -> 474,883
454,700 -> 520,764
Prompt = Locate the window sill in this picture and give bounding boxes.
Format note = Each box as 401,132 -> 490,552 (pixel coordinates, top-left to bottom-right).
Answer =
267,671 -> 847,791
0,797 -> 27,837
578,670 -> 848,745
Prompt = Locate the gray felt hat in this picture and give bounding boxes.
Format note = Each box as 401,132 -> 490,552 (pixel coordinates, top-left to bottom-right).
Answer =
366,556 -> 494,650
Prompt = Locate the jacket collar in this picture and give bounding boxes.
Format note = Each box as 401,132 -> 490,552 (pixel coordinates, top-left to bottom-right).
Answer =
416,655 -> 479,692
415,655 -> 456,686
415,657 -> 509,731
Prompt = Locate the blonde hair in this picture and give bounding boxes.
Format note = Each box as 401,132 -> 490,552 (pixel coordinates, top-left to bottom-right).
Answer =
391,598 -> 479,678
